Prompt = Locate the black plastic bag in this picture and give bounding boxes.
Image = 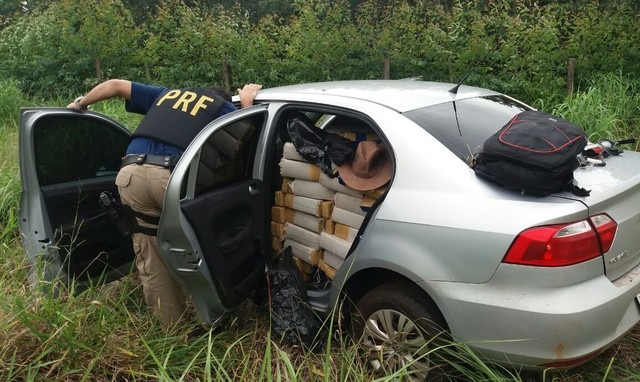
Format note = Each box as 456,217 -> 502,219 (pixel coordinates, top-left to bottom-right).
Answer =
269,247 -> 322,348
325,134 -> 357,167
287,115 -> 355,177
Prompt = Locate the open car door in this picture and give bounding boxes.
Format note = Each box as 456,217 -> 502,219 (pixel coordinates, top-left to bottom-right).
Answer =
158,107 -> 270,325
19,108 -> 135,289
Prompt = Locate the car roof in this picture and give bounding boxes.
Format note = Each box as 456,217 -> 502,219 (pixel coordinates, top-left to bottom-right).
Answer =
253,80 -> 502,113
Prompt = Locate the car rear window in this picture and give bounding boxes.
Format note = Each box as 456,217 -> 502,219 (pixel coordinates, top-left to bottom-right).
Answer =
403,95 -> 530,162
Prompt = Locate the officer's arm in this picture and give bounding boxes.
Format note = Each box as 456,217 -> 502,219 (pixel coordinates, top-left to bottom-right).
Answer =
67,79 -> 132,110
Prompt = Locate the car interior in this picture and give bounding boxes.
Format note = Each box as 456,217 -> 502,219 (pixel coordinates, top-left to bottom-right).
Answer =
266,106 -> 389,305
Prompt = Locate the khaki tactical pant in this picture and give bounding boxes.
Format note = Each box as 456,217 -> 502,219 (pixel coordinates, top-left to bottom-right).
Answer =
115,163 -> 186,327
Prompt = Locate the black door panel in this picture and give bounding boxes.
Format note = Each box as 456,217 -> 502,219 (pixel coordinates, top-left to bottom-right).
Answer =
181,179 -> 267,307
40,177 -> 133,281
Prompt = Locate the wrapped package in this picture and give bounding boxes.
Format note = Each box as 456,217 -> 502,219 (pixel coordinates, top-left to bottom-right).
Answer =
271,221 -> 285,239
322,250 -> 344,269
285,208 -> 323,233
331,207 -> 364,229
334,223 -> 358,242
285,239 -> 321,265
337,131 -> 379,142
271,206 -> 286,223
334,192 -> 366,216
280,158 -> 321,181
286,179 -> 335,200
284,222 -> 321,249
360,195 -> 377,212
319,173 -> 363,198
324,218 -> 335,234
364,185 -> 387,200
317,260 -> 337,280
274,191 -> 285,207
283,142 -> 307,162
284,193 -> 320,216
319,232 -> 351,259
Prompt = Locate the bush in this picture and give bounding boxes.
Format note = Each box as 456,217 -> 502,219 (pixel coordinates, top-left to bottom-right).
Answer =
2,0 -> 639,99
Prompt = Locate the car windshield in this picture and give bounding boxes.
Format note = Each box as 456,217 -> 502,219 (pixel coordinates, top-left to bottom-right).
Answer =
404,95 -> 530,162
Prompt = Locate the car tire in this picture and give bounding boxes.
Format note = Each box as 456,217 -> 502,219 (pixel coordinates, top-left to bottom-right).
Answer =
352,281 -> 450,381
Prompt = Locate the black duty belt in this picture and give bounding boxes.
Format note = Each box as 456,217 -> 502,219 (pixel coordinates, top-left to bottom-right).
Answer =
120,154 -> 180,170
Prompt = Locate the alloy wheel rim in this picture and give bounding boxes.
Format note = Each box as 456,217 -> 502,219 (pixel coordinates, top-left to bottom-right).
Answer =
360,308 -> 433,381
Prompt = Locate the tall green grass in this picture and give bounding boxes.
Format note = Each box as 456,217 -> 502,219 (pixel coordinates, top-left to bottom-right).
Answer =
0,80 -> 23,243
1,77 -> 640,380
0,79 -> 25,130
536,72 -> 640,148
0,165 -> 19,243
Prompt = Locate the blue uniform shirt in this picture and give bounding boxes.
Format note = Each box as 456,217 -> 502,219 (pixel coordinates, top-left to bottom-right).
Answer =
124,82 -> 237,156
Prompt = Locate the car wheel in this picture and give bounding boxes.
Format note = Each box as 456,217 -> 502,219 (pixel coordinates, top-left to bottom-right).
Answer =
352,281 -> 449,381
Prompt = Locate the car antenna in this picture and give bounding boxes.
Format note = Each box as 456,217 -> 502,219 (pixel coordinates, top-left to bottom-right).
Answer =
449,41 -> 500,136
449,41 -> 500,95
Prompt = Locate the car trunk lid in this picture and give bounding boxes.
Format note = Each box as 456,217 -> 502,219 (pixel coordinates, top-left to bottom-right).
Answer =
569,151 -> 640,281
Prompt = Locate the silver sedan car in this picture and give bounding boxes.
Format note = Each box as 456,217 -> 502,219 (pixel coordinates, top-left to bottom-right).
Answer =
19,80 -> 640,376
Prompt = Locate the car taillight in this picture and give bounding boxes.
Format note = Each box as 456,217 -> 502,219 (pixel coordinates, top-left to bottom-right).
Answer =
503,214 -> 617,267
589,214 -> 617,253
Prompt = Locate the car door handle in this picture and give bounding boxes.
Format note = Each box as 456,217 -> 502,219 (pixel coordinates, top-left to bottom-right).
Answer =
218,225 -> 249,252
248,183 -> 260,195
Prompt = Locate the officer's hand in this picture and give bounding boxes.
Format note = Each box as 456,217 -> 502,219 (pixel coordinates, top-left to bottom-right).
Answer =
238,83 -> 262,108
67,96 -> 88,111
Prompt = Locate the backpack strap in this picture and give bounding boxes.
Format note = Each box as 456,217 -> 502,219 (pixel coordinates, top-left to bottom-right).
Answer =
566,182 -> 591,197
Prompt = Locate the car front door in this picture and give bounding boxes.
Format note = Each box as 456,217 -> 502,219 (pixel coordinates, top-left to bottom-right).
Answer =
19,108 -> 135,289
158,106 -> 271,325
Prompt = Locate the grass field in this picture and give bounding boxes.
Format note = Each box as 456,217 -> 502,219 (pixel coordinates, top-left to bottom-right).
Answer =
1,75 -> 640,381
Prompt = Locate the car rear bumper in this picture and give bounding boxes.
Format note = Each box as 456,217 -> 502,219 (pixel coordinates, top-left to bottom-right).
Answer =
422,259 -> 640,368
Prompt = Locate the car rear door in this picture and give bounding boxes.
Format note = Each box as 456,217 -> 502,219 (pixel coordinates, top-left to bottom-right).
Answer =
157,106 -> 270,325
19,108 -> 134,288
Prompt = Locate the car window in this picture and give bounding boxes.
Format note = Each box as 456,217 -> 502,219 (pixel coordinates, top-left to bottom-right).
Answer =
404,95 -> 530,162
33,115 -> 129,186
193,114 -> 263,196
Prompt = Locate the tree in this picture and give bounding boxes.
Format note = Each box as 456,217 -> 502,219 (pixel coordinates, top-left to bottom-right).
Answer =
0,0 -> 140,94
0,0 -> 49,28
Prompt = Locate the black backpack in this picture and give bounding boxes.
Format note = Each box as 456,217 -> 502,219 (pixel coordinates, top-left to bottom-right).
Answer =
473,110 -> 590,197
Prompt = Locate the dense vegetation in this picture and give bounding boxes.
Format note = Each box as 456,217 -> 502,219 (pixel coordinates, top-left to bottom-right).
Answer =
2,0 -> 640,380
1,0 -> 640,105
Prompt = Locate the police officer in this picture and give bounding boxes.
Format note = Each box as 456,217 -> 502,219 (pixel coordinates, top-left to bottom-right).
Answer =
68,80 -> 262,327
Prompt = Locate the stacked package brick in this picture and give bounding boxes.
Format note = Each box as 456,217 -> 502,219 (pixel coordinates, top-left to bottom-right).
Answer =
271,133 -> 386,281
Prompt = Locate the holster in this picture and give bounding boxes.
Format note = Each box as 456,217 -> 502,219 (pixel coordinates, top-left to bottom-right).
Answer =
99,191 -> 159,236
